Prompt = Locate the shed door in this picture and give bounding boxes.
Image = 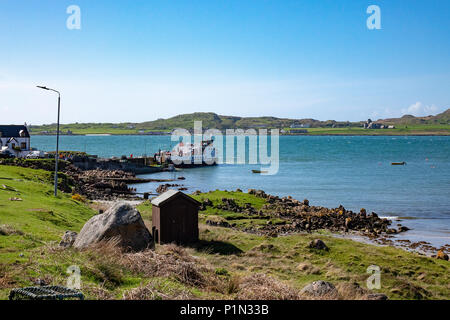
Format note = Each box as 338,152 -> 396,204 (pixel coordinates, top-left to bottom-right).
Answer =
172,204 -> 187,243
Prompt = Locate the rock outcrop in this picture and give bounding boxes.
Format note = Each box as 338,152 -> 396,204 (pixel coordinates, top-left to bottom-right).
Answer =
156,183 -> 181,194
73,202 -> 153,251
201,189 -> 395,237
59,231 -> 78,248
366,293 -> 389,300
301,280 -> 337,297
308,239 -> 329,251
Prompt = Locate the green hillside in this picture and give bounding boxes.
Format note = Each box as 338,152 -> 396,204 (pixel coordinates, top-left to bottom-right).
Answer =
28,109 -> 450,135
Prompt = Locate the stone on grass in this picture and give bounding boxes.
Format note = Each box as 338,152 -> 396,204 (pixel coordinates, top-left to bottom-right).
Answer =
308,239 -> 329,251
301,280 -> 337,297
59,231 -> 77,248
366,293 -> 389,300
73,202 -> 153,251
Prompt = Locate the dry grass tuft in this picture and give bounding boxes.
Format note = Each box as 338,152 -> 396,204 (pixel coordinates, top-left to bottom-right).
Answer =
120,244 -> 212,287
79,240 -> 127,290
122,280 -> 195,300
335,282 -> 368,300
0,264 -> 16,289
297,262 -> 321,275
83,284 -> 116,300
0,224 -> 23,236
235,273 -> 302,300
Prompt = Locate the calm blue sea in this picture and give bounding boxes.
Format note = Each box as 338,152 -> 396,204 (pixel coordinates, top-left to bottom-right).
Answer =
31,135 -> 450,247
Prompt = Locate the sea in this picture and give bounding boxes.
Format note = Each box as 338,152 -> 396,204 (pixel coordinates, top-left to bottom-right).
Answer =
31,135 -> 450,248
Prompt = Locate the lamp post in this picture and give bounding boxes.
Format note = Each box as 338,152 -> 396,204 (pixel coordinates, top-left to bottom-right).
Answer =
37,86 -> 61,196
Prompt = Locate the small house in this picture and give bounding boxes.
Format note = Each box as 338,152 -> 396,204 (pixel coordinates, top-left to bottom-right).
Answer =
151,190 -> 200,244
0,125 -> 31,157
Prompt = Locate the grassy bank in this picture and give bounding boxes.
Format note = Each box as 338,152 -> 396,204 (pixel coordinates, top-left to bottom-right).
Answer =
1,167 -> 448,300
30,125 -> 450,136
29,120 -> 450,136
29,110 -> 450,136
286,124 -> 450,135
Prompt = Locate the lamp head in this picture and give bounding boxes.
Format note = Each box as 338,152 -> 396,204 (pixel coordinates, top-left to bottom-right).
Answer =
37,85 -> 49,90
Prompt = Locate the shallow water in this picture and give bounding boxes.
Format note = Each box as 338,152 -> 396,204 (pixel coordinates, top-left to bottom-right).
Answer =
31,135 -> 450,248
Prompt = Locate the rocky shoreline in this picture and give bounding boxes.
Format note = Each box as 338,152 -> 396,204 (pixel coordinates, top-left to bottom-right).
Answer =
0,158 -> 183,200
199,189 -> 399,236
1,159 -> 447,259
196,189 -> 449,259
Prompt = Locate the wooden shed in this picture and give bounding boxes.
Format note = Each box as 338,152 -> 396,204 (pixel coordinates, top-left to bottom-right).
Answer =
151,189 -> 200,244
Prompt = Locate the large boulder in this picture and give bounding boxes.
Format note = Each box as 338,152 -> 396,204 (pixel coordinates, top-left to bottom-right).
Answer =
73,202 -> 153,251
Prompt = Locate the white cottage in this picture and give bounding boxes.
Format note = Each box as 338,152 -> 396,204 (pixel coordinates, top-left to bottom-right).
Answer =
0,125 -> 31,157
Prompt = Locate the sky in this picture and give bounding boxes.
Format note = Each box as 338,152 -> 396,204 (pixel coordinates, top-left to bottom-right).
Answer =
0,0 -> 449,125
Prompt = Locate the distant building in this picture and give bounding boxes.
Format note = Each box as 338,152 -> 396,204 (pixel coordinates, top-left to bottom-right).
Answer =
290,123 -> 310,128
363,119 -> 386,129
0,125 -> 31,157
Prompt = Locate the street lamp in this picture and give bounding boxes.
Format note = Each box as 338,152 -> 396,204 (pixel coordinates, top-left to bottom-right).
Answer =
37,86 -> 61,196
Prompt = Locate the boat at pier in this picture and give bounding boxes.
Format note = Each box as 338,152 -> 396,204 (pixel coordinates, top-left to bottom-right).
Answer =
154,139 -> 218,168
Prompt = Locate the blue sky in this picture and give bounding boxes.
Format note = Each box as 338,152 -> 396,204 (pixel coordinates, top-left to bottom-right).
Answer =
0,0 -> 449,124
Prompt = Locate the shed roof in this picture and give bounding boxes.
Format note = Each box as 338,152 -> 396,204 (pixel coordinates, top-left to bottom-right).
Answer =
151,189 -> 201,207
0,125 -> 30,138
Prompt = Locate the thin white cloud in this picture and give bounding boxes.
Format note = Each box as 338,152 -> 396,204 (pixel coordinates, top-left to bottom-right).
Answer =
401,102 -> 439,117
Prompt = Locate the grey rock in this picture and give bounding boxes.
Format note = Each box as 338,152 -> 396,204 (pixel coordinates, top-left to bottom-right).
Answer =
301,280 -> 337,297
59,231 -> 78,248
73,202 -> 153,251
34,278 -> 48,286
366,293 -> 389,300
308,239 -> 329,251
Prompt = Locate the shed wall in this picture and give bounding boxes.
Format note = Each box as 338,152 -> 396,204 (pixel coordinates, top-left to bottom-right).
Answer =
152,196 -> 198,244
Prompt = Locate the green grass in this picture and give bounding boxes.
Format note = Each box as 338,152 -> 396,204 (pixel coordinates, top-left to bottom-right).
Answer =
0,165 -> 96,263
196,226 -> 449,300
285,124 -> 450,135
1,170 -> 449,300
30,124 -> 450,136
30,123 -> 171,135
193,190 -> 268,211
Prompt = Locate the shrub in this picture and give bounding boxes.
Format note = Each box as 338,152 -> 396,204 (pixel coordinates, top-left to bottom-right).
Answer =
71,194 -> 86,202
215,268 -> 230,276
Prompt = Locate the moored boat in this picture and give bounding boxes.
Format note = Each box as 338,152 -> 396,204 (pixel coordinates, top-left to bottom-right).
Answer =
391,162 -> 407,165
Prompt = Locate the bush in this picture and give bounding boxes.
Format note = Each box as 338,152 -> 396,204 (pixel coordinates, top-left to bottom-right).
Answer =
215,268 -> 229,276
71,194 -> 86,202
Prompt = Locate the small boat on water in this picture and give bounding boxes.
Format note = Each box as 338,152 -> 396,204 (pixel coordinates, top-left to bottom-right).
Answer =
252,169 -> 268,174
391,162 -> 407,165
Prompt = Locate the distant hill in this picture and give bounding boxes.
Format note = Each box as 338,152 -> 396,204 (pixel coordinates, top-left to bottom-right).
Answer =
376,108 -> 450,125
130,108 -> 450,129
130,112 -> 353,130
28,108 -> 449,134
139,112 -> 312,130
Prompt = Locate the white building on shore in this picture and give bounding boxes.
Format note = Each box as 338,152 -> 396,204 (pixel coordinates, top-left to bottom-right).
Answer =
0,125 -> 31,157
